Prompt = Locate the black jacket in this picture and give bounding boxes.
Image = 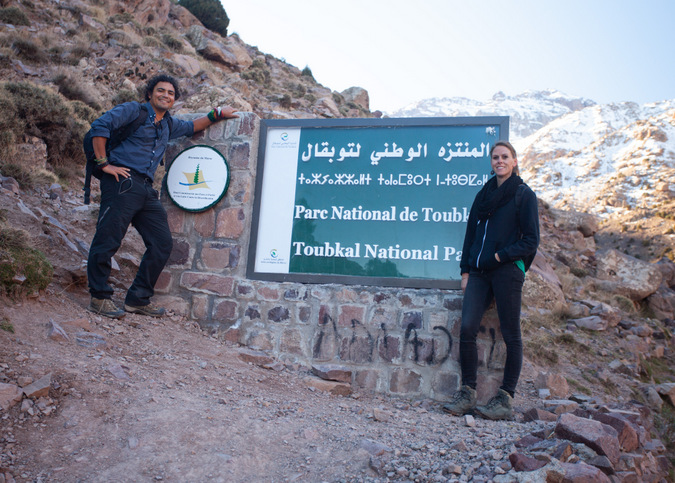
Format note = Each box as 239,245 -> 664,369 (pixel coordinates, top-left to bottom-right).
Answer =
460,180 -> 539,274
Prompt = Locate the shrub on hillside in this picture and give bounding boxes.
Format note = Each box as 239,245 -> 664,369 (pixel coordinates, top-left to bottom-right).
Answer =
179,0 -> 229,37
0,7 -> 30,26
1,81 -> 89,168
11,37 -> 48,63
0,227 -> 53,296
52,73 -> 102,110
0,94 -> 19,161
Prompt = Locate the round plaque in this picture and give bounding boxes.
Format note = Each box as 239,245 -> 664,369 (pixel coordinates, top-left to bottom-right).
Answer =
166,145 -> 230,212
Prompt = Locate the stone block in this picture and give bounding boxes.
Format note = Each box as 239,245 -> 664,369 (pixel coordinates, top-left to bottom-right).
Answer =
215,207 -> 245,239
200,242 -> 232,270
354,370 -> 379,391
228,141 -> 251,169
193,209 -> 215,237
154,270 -> 172,294
154,295 -> 189,316
237,282 -> 255,298
318,304 -> 335,325
237,112 -> 257,136
167,238 -> 193,267
242,327 -> 274,351
338,305 -> 365,327
213,299 -> 238,323
180,272 -> 234,296
339,334 -> 375,363
258,286 -> 280,300
378,334 -> 400,363
389,368 -> 421,394
368,306 -> 397,329
166,205 -> 185,233
297,305 -> 311,324
191,294 -> 209,320
244,304 -> 261,320
280,328 -> 306,356
267,305 -> 290,323
284,287 -> 305,301
401,310 -> 423,330
311,325 -> 339,361
432,371 -> 460,399
227,171 -> 253,204
443,295 -> 463,311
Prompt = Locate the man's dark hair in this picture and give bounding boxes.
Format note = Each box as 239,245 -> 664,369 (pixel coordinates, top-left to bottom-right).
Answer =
144,74 -> 181,101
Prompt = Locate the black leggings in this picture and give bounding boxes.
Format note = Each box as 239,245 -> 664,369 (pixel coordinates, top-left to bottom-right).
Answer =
459,263 -> 525,396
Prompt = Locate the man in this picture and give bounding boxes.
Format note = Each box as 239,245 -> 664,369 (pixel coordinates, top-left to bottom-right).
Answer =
87,74 -> 238,318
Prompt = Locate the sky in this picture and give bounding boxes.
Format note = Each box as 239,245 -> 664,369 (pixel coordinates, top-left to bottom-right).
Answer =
221,0 -> 675,113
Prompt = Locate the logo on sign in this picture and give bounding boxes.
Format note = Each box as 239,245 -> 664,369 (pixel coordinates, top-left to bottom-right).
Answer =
280,132 -> 289,141
180,164 -> 211,190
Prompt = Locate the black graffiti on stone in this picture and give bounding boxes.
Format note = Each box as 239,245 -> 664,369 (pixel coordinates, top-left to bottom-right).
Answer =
403,323 -> 452,366
312,311 -> 338,359
487,327 -> 496,368
339,318 -> 375,363
312,316 -> 452,366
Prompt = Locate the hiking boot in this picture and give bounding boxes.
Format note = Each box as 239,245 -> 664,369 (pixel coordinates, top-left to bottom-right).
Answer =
88,297 -> 125,319
124,303 -> 165,317
475,389 -> 514,420
442,385 -> 477,416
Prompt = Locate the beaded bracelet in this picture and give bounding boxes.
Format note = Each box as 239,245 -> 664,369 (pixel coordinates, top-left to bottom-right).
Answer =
95,157 -> 108,165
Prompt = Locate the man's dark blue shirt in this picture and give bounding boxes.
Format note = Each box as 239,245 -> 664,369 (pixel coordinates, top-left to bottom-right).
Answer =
89,101 -> 194,180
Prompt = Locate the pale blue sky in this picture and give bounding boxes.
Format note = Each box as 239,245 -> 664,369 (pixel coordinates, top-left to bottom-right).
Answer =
222,0 -> 675,112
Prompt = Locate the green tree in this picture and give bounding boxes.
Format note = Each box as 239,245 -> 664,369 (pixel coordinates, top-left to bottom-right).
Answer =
179,0 -> 229,37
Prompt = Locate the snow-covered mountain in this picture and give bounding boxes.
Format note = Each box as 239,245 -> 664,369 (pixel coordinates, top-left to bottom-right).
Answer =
517,100 -> 675,215
388,89 -> 595,140
388,91 -> 675,216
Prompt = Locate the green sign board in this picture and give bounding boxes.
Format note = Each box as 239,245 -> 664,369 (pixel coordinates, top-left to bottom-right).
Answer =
247,116 -> 509,289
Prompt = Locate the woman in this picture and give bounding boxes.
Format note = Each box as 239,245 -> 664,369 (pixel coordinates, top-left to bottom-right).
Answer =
443,140 -> 539,420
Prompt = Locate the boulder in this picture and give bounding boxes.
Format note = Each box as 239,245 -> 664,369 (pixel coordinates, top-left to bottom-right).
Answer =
594,249 -> 662,301
171,53 -> 202,77
535,372 -> 569,399
341,87 -> 370,111
185,27 -> 252,72
522,251 -> 565,311
647,284 -> 675,320
0,382 -> 23,410
555,413 -> 620,464
655,257 -> 675,288
550,208 -> 599,237
570,316 -> 607,331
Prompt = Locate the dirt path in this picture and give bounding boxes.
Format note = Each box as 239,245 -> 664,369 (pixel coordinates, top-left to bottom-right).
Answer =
1,290 -> 546,482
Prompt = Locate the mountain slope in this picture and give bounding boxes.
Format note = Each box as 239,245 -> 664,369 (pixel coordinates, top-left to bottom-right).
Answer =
388,89 -> 595,139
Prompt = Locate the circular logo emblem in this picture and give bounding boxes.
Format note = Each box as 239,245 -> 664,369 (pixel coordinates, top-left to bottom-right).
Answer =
270,249 -> 278,258
166,145 -> 230,212
280,132 -> 288,141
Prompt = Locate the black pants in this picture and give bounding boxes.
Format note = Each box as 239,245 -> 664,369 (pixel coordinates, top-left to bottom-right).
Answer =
459,263 -> 525,396
87,172 -> 172,307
